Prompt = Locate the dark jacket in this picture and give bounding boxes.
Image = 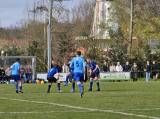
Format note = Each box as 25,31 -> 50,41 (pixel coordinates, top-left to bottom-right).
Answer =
123,65 -> 130,72
131,65 -> 139,78
103,65 -> 108,72
26,68 -> 32,75
144,64 -> 151,72
20,68 -> 26,75
0,69 -> 5,76
152,64 -> 158,73
57,66 -> 62,72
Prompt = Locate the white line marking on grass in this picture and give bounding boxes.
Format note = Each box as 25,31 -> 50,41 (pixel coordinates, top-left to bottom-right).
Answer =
118,108 -> 160,111
0,110 -> 89,114
1,97 -> 160,119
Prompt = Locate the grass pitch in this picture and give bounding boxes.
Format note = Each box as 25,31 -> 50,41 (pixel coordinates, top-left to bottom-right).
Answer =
0,81 -> 160,119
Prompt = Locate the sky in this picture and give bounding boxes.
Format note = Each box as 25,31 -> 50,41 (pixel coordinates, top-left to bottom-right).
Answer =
0,0 -> 93,28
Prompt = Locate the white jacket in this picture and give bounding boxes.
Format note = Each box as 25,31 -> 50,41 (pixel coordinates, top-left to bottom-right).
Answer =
116,65 -> 123,72
62,65 -> 69,73
109,66 -> 116,72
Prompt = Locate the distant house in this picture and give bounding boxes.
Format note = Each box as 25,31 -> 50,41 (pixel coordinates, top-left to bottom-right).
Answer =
1,39 -> 29,49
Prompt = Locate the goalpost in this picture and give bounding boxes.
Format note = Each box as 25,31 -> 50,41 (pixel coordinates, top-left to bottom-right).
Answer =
0,56 -> 36,81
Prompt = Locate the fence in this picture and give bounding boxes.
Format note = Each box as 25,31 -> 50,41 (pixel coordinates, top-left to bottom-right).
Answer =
0,56 -> 36,80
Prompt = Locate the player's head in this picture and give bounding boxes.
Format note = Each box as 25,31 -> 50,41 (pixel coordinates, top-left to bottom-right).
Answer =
77,51 -> 81,56
16,58 -> 20,63
153,61 -> 155,64
53,64 -> 58,68
86,57 -> 91,63
1,66 -> 4,70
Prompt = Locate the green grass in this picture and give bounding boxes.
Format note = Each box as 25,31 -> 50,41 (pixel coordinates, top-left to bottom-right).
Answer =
0,81 -> 160,119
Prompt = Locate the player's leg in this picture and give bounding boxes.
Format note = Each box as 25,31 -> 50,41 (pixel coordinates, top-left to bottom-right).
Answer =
57,80 -> 63,92
12,75 -> 19,93
70,79 -> 75,92
63,72 -> 71,86
95,72 -> 100,91
47,78 -> 53,93
95,77 -> 100,91
88,73 -> 94,91
80,73 -> 84,96
19,79 -> 23,93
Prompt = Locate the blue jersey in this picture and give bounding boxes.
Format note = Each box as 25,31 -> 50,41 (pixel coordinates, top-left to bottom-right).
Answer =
89,61 -> 99,72
12,62 -> 20,75
70,56 -> 86,73
47,67 -> 58,78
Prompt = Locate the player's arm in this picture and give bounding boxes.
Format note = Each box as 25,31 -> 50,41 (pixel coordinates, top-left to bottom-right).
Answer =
89,69 -> 92,76
18,68 -> 20,73
82,59 -> 87,67
93,64 -> 99,72
69,60 -> 74,69
18,64 -> 21,74
57,73 -> 63,77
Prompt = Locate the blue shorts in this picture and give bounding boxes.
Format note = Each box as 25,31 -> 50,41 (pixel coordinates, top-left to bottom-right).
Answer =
74,73 -> 84,82
70,71 -> 74,76
12,75 -> 21,81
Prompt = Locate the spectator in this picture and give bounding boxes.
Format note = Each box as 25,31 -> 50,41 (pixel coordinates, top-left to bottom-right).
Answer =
51,60 -> 54,68
26,65 -> 32,83
57,63 -> 62,72
123,62 -> 130,72
103,61 -> 108,72
110,62 -> 116,72
131,63 -> 139,81
116,62 -> 123,72
0,66 -> 6,84
20,65 -> 27,83
144,61 -> 151,82
5,66 -> 12,84
152,61 -> 158,81
84,61 -> 89,82
62,62 -> 69,73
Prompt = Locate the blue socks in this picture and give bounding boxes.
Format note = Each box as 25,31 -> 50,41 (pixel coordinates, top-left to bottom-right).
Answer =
72,82 -> 75,90
57,83 -> 60,90
90,82 -> 93,89
15,84 -> 18,90
78,84 -> 82,89
19,86 -> 22,91
96,82 -> 100,89
48,85 -> 51,91
66,76 -> 69,84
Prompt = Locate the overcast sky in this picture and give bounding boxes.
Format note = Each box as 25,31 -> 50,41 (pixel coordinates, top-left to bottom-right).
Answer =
0,0 -> 93,28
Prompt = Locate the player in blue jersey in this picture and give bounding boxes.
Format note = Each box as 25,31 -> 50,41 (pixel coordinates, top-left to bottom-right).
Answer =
47,64 -> 63,93
11,58 -> 23,93
70,51 -> 87,98
87,57 -> 100,91
63,62 -> 74,86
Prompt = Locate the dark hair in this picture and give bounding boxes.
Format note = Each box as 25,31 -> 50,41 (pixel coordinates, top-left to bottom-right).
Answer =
8,66 -> 10,67
110,62 -> 114,66
1,66 -> 4,68
16,58 -> 20,61
87,57 -> 91,60
54,64 -> 58,68
77,51 -> 81,56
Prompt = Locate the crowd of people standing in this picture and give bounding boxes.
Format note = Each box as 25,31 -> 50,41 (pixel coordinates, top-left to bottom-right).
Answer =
102,61 -> 159,82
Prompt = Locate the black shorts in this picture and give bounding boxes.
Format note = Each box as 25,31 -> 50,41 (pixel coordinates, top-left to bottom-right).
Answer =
47,77 -> 57,83
91,72 -> 99,78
